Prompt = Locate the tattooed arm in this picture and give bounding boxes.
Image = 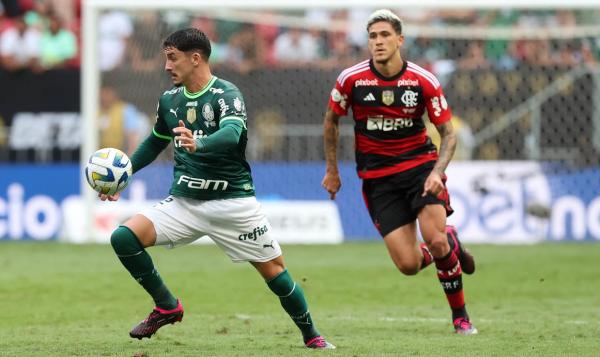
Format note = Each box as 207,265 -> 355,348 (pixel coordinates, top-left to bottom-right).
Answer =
423,120 -> 457,196
322,107 -> 342,200
433,120 -> 457,175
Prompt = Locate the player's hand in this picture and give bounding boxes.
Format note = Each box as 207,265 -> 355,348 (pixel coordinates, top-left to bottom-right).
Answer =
99,192 -> 121,201
322,171 -> 341,200
173,120 -> 196,153
422,170 -> 444,197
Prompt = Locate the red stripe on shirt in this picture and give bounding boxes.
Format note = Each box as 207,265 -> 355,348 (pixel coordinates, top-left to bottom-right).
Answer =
358,153 -> 438,179
356,130 -> 428,156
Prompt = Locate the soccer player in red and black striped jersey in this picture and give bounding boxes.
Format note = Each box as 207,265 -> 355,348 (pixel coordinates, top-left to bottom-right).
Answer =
322,9 -> 477,335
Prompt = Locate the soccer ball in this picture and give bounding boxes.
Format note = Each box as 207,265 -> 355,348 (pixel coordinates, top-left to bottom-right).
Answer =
85,148 -> 132,195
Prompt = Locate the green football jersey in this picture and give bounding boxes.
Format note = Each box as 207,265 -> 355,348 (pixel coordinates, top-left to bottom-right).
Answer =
152,76 -> 255,200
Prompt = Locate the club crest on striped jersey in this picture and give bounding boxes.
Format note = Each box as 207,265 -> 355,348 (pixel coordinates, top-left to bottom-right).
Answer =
401,90 -> 419,107
382,90 -> 394,106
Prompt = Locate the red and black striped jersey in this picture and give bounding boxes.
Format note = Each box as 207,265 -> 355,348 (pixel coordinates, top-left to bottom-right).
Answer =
328,59 -> 452,179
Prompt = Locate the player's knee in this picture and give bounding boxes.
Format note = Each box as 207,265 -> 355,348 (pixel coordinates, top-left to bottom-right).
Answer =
394,262 -> 420,276
110,226 -> 142,255
425,235 -> 449,257
266,269 -> 296,297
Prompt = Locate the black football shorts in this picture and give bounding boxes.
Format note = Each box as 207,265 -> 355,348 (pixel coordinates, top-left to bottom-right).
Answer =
361,162 -> 453,237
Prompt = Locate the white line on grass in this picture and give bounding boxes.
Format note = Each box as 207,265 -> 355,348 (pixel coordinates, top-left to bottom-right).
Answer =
231,314 -> 597,326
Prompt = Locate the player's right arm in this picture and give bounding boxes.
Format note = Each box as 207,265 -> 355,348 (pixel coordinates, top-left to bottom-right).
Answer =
321,72 -> 352,200
130,98 -> 171,174
322,107 -> 342,200
100,98 -> 170,202
322,75 -> 351,200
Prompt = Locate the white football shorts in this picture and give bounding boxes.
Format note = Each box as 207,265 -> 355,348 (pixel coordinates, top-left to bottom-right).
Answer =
140,195 -> 281,263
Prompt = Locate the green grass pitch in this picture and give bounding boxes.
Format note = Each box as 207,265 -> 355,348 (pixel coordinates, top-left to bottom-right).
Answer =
1,242 -> 598,356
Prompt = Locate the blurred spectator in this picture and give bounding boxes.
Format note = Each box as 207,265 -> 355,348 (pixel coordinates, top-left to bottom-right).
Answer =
581,39 -> 599,67
437,9 -> 478,63
191,16 -> 230,64
248,108 -> 285,160
226,23 -> 266,73
99,10 -> 132,71
0,0 -> 20,17
457,41 -> 491,70
319,30 -> 357,70
304,8 -> 332,60
215,18 -> 242,44
273,27 -> 319,66
0,15 -> 40,71
44,0 -> 78,30
511,38 -> 554,68
23,0 -> 50,30
553,40 -> 582,69
99,85 -> 149,155
346,7 -> 372,51
38,12 -> 77,70
405,37 -> 448,71
126,11 -> 164,72
482,10 -> 520,69
254,12 -> 279,66
162,10 -> 190,32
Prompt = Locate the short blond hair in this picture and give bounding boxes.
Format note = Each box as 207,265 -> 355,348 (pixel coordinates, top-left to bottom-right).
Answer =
367,9 -> 402,34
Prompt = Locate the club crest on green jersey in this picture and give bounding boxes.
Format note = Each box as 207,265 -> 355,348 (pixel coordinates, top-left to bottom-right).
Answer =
187,108 -> 196,123
202,103 -> 215,127
233,97 -> 243,112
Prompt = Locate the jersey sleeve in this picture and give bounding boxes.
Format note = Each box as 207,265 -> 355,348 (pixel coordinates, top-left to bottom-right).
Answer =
328,75 -> 352,116
216,87 -> 247,129
151,97 -> 171,140
422,79 -> 452,126
196,120 -> 243,153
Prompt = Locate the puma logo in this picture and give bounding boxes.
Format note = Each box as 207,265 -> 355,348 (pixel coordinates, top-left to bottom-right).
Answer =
263,240 -> 275,249
170,108 -> 179,118
292,311 -> 311,325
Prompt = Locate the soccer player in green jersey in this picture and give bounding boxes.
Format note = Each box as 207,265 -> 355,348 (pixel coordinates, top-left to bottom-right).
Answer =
99,28 -> 334,349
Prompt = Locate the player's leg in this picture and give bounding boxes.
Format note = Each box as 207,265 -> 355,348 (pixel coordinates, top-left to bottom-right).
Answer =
362,176 -> 433,274
205,197 -> 334,349
383,222 -> 433,275
418,204 -> 477,334
446,225 -> 475,274
252,257 -> 335,349
111,196 -> 206,339
110,214 -> 183,339
111,214 -> 178,310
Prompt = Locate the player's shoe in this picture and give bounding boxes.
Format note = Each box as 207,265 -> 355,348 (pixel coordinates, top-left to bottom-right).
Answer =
305,336 -> 336,349
453,317 -> 478,335
129,299 -> 184,339
446,225 -> 475,275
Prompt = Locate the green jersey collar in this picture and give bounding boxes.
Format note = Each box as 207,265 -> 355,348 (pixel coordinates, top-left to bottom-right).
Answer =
183,76 -> 217,99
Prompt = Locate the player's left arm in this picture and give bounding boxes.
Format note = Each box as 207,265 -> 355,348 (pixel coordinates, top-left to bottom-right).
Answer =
432,120 -> 457,174
422,81 -> 456,196
173,119 -> 243,153
173,87 -> 247,153
423,120 -> 457,197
